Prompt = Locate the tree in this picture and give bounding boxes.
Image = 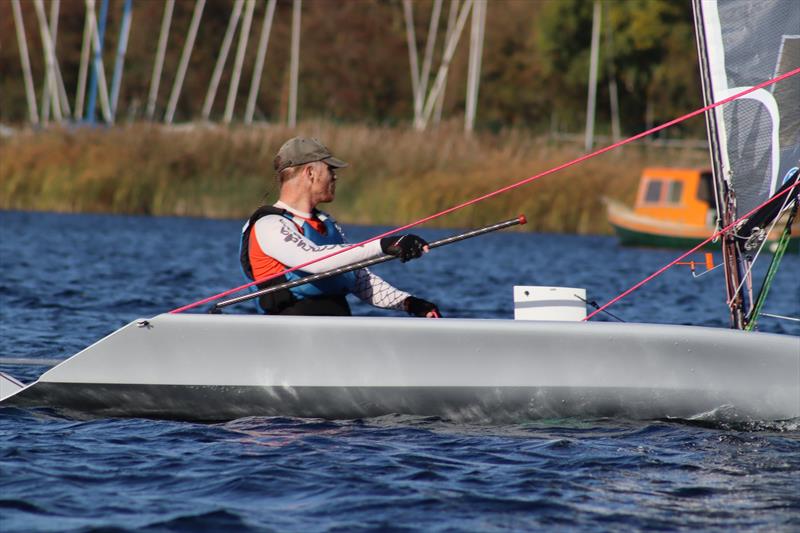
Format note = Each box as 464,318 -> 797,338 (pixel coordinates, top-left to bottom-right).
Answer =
537,0 -> 703,136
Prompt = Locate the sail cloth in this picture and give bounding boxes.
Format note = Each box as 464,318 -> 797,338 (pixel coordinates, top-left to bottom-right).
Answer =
695,0 -> 800,220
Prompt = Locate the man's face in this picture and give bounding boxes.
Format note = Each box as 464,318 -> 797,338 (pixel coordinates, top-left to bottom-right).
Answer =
309,162 -> 337,204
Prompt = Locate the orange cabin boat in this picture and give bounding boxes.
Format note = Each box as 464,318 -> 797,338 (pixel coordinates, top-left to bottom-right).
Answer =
606,167 -> 797,252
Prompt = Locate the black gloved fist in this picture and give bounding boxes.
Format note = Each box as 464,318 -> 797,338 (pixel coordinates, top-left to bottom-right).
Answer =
380,234 -> 428,262
404,296 -> 441,318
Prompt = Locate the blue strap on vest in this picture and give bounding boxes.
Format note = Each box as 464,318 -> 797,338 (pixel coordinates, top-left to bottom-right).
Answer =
285,212 -> 357,299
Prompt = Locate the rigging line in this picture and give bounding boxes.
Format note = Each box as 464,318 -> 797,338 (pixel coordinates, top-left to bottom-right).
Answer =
726,180 -> 797,309
745,200 -> 799,331
691,261 -> 722,278
759,313 -> 800,323
573,294 -> 625,322
584,180 -> 800,322
170,67 -> 800,314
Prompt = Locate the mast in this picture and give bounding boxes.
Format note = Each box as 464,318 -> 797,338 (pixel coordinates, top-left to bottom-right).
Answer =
288,0 -> 301,128
584,0 -> 601,153
244,0 -> 277,124
146,0 -> 174,121
692,0 -> 745,328
165,0 -> 206,124
693,0 -> 800,330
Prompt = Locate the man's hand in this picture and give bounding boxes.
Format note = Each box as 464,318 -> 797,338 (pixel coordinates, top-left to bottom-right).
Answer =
404,296 -> 441,318
380,235 -> 429,262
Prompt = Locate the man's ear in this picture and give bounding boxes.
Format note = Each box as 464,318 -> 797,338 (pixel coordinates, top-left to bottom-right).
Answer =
305,164 -> 315,182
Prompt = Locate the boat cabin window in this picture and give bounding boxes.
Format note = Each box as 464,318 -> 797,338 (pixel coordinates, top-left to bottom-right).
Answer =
642,178 -> 683,205
644,180 -> 662,203
667,181 -> 683,203
697,172 -> 713,204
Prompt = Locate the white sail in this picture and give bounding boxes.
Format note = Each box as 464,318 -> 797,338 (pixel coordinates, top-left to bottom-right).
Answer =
694,0 -> 799,327
695,0 -> 799,219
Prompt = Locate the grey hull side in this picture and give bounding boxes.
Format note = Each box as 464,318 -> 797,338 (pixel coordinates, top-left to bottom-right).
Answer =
5,383 -> 783,422
2,314 -> 798,421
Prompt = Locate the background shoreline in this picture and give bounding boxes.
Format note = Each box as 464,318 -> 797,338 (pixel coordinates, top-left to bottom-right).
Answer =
0,120 -> 709,234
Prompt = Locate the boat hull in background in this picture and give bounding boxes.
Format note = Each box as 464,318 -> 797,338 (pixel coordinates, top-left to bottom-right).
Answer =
606,198 -> 800,253
2,314 -> 798,421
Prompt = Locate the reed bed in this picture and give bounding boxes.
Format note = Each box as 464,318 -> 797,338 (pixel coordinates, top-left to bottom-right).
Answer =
0,121 -> 709,234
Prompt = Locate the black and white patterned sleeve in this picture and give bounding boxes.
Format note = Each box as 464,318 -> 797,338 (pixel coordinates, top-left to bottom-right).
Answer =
352,268 -> 410,310
332,219 -> 409,310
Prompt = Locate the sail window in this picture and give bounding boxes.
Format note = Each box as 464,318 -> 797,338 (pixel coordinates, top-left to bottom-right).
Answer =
644,180 -> 662,203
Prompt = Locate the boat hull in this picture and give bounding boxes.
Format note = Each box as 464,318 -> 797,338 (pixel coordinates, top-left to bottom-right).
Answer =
2,314 -> 798,422
12,383 -> 779,422
606,198 -> 799,252
611,221 -> 721,250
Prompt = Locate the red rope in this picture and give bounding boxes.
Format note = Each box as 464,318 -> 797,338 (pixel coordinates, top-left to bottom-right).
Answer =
584,180 -> 800,321
171,66 -> 800,314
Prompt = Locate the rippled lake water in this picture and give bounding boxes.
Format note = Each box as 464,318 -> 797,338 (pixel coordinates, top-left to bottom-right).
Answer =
1,210 -> 798,531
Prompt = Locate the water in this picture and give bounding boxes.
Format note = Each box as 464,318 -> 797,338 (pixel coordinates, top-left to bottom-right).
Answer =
1,210 -> 799,531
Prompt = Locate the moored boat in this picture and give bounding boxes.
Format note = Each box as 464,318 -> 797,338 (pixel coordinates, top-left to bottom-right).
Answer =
606,167 -> 799,252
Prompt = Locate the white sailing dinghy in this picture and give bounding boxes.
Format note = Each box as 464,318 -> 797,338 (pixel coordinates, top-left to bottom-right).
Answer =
1,0 -> 798,422
1,314 -> 797,421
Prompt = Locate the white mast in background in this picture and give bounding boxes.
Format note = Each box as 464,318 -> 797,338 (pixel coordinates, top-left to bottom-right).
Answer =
245,0 -> 278,124
584,0 -> 601,152
146,0 -> 174,120
165,0 -> 206,124
288,0 -> 301,128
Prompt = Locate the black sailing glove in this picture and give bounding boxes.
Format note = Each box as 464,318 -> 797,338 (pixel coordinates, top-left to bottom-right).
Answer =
404,296 -> 441,318
380,235 -> 429,262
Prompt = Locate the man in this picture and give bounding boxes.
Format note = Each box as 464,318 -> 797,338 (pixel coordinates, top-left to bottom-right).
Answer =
240,137 -> 441,317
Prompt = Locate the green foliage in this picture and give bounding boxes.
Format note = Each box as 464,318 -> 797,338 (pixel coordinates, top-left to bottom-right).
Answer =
536,0 -> 702,134
0,0 -> 703,137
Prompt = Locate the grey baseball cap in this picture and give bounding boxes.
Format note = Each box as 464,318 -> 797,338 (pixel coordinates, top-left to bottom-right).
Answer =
273,137 -> 348,172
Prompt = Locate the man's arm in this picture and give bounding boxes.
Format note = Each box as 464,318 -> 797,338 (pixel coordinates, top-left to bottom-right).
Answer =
352,268 -> 410,310
253,215 -> 383,272
333,218 -> 441,316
